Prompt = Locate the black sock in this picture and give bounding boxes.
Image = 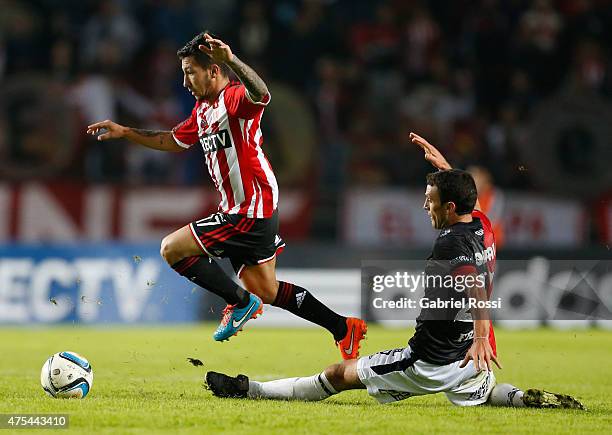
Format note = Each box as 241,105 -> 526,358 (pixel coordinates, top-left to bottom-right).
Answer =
273,281 -> 347,341
172,256 -> 250,308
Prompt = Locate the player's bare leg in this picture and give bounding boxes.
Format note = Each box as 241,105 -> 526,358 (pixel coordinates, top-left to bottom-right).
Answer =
160,225 -> 262,341
240,259 -> 367,359
487,383 -> 586,410
206,359 -> 365,400
238,257 -> 279,304
160,226 -> 202,265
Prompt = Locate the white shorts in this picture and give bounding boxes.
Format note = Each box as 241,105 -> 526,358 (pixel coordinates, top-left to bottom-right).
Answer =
356,346 -> 496,406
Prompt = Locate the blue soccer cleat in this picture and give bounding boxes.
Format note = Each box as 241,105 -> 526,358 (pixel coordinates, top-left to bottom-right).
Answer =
213,294 -> 263,342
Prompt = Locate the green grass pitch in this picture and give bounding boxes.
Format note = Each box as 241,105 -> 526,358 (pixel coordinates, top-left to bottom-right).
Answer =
1,325 -> 611,434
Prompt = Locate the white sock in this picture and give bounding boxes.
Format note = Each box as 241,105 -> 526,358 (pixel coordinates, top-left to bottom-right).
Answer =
247,372 -> 338,401
487,383 -> 525,407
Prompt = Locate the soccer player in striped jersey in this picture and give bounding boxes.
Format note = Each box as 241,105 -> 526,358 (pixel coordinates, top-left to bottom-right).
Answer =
86,32 -> 366,359
205,133 -> 585,410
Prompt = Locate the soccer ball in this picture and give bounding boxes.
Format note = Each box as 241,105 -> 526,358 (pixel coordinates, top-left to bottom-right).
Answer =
40,351 -> 94,399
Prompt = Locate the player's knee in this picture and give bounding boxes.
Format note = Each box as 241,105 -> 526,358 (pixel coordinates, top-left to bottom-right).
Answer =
324,363 -> 348,390
324,360 -> 361,392
160,236 -> 182,266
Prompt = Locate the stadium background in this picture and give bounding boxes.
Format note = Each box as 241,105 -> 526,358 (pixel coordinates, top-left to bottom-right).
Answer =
1,0 -> 611,328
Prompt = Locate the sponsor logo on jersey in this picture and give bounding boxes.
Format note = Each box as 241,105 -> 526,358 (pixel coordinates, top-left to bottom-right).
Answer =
199,129 -> 232,154
475,243 -> 496,266
450,255 -> 473,266
475,229 -> 484,236
458,330 -> 474,342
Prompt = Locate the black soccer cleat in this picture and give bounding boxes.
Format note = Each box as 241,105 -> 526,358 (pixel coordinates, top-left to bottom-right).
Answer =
205,371 -> 249,398
522,389 -> 586,410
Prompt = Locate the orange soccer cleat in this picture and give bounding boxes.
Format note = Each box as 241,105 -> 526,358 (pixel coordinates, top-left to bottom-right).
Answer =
336,317 -> 367,360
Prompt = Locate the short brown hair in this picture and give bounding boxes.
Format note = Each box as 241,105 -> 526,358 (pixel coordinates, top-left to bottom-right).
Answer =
426,169 -> 477,215
177,32 -> 230,76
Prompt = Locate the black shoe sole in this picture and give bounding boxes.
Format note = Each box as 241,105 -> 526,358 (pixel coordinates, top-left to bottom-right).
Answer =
205,371 -> 249,398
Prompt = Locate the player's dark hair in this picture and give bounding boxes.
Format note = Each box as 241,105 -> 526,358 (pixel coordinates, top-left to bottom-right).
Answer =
426,169 -> 477,215
177,31 -> 230,76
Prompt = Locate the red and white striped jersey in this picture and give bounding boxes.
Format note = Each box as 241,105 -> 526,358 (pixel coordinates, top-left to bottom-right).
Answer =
172,82 -> 278,218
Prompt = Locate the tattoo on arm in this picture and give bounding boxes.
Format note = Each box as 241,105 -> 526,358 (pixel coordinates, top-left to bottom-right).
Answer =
130,128 -> 164,137
127,128 -> 179,148
129,128 -> 168,145
226,55 -> 268,101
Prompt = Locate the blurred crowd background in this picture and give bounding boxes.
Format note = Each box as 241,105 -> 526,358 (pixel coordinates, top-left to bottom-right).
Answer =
1,0 -> 611,243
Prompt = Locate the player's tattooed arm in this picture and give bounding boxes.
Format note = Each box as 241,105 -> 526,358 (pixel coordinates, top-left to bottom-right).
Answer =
224,55 -> 269,102
124,128 -> 184,152
130,128 -> 165,137
198,33 -> 269,102
86,120 -> 184,152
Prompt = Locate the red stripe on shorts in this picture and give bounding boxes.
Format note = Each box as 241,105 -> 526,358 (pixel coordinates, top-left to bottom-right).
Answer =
203,217 -> 247,247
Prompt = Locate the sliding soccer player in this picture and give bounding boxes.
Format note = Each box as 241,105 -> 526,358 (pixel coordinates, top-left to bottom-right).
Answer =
205,133 -> 584,410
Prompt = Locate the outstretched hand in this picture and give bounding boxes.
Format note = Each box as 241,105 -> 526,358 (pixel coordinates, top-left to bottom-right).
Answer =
86,120 -> 126,141
409,132 -> 452,171
459,338 -> 502,372
198,33 -> 233,64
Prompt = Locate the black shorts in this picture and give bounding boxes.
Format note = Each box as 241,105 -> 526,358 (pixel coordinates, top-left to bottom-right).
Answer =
188,210 -> 285,276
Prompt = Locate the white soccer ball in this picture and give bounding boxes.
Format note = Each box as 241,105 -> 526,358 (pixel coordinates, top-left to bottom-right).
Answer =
40,351 -> 94,399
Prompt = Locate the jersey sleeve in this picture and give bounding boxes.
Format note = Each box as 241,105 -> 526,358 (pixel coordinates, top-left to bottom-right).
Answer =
472,210 -> 493,235
224,84 -> 270,120
433,234 -> 477,276
172,108 -> 199,149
